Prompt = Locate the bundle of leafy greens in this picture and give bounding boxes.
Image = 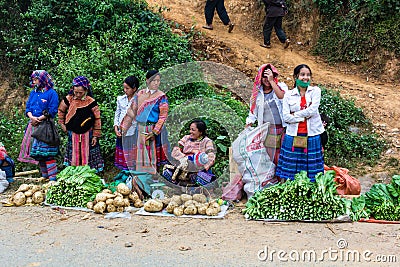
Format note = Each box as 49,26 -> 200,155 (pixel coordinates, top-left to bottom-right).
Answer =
243,171 -> 349,221
46,165 -> 104,207
362,175 -> 400,221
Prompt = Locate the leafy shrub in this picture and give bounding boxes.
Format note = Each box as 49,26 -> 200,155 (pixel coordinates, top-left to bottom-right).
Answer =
319,87 -> 386,167
0,0 -> 248,177
0,110 -> 29,171
312,0 -> 400,69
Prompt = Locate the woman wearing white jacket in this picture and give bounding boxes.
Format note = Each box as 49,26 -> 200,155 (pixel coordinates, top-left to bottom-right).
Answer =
276,64 -> 325,181
246,64 -> 288,166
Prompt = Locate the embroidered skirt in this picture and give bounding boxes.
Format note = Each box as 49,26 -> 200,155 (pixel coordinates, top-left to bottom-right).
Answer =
30,139 -> 58,160
276,134 -> 324,182
135,124 -> 170,174
114,134 -> 136,170
265,124 -> 285,166
19,122 -> 57,163
18,122 -> 39,164
63,130 -> 104,172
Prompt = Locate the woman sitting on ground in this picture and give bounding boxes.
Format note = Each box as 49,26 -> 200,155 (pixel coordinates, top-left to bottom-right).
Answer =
169,119 -> 216,186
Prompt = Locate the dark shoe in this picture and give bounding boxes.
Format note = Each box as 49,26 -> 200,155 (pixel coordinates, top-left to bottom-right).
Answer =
228,23 -> 234,33
284,39 -> 290,49
202,25 -> 213,30
260,43 -> 271,49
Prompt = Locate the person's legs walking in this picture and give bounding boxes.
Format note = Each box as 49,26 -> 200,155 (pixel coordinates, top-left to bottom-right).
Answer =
262,17 -> 276,46
274,16 -> 287,43
204,0 -> 217,29
215,0 -> 230,25
274,16 -> 290,48
215,0 -> 234,32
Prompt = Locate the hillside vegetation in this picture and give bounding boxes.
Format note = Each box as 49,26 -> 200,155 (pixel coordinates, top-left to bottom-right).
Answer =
0,0 -> 389,178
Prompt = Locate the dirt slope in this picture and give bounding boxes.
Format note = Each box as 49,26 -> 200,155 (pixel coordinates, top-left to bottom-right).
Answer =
147,0 -> 400,167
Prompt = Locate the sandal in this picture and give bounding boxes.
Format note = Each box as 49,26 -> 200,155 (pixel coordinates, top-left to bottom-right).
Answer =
228,23 -> 234,33
202,25 -> 213,30
260,43 -> 271,49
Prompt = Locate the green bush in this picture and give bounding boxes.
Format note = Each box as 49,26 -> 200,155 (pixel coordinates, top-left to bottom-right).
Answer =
0,110 -> 30,171
319,87 -> 386,167
312,0 -> 400,69
0,0 -> 248,178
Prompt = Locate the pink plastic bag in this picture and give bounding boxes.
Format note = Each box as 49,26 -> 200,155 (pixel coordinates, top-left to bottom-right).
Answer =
222,174 -> 244,201
324,165 -> 361,195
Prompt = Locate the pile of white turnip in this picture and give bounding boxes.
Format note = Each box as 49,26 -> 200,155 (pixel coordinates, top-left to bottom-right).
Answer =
86,183 -> 143,214
143,193 -> 222,216
9,183 -> 45,206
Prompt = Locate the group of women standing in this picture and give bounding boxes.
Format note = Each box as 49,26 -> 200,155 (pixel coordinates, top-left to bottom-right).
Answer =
246,63 -> 325,182
18,64 -> 322,185
119,70 -> 170,175
19,69 -> 215,185
19,71 -> 104,181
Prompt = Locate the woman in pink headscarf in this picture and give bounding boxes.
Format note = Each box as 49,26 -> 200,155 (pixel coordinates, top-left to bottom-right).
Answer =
245,64 -> 288,166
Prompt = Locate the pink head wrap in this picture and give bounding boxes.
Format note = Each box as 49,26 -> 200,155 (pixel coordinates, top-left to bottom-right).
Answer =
250,64 -> 281,114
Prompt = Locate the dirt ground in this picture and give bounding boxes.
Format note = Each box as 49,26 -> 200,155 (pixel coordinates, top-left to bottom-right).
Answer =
1,1 -> 400,266
0,199 -> 400,266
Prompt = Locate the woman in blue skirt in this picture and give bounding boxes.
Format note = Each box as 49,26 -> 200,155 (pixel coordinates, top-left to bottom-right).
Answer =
276,64 -> 325,181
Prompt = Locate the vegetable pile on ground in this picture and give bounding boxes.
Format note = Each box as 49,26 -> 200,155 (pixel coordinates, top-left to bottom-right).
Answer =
143,193 -> 222,216
243,171 -> 349,221
46,166 -> 104,208
351,174 -> 400,221
8,183 -> 45,206
86,183 -> 144,214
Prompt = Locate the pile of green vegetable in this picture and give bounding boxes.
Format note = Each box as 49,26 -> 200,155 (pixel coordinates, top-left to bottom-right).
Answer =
351,175 -> 400,221
243,171 -> 348,221
46,165 -> 104,207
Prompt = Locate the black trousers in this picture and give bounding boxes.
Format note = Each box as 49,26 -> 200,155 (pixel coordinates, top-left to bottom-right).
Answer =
263,16 -> 287,45
205,0 -> 230,25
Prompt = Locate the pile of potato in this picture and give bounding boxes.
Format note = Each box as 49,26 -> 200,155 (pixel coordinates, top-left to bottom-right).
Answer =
9,183 -> 45,206
143,193 -> 222,216
86,183 -> 143,214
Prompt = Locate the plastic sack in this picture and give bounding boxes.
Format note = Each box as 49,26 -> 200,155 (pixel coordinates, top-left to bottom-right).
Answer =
222,173 -> 244,201
114,170 -> 152,199
0,170 -> 9,193
104,211 -> 131,219
324,165 -> 361,195
232,123 -> 276,199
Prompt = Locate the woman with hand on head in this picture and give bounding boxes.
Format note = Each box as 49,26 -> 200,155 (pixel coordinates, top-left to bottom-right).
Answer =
113,76 -> 139,170
58,76 -> 104,172
18,70 -> 59,181
276,64 -> 325,181
246,64 -> 287,166
120,70 -> 170,175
